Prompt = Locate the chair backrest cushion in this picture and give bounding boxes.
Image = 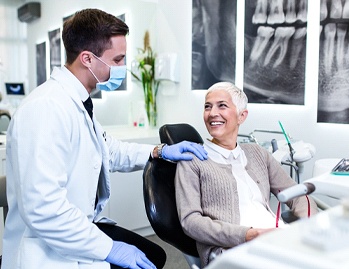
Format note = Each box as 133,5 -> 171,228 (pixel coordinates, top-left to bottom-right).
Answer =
0,175 -> 8,221
143,123 -> 203,257
0,176 -> 7,208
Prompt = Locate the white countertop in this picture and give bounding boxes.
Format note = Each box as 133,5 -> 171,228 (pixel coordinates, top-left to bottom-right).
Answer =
103,125 -> 159,140
0,125 -> 160,146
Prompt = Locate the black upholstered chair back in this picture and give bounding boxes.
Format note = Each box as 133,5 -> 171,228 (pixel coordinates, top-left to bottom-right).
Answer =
143,123 -> 203,257
0,176 -> 7,221
0,176 -> 7,268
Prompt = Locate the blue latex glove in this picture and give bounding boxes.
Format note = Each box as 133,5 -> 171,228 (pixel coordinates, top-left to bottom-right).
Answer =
162,141 -> 208,161
105,241 -> 156,269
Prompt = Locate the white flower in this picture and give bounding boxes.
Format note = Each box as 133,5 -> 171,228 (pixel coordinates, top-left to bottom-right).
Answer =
135,53 -> 146,61
143,64 -> 152,73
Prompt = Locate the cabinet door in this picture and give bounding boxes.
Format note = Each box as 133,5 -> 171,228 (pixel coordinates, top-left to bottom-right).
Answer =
108,170 -> 150,232
104,136 -> 159,235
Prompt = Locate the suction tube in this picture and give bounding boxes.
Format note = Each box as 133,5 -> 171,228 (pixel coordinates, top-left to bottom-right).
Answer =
277,182 -> 315,203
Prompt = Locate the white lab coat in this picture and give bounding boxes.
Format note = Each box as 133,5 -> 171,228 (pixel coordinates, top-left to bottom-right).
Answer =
2,67 -> 154,269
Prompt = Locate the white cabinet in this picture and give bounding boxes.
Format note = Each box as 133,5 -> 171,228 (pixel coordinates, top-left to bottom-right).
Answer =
107,170 -> 153,235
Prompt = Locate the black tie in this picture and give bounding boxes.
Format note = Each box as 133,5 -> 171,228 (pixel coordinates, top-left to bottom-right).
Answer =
83,96 -> 93,120
83,96 -> 99,207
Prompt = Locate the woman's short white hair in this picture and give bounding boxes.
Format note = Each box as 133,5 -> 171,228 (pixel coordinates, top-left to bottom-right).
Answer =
206,82 -> 248,113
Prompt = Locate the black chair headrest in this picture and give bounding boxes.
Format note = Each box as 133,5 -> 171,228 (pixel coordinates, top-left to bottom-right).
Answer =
159,123 -> 204,145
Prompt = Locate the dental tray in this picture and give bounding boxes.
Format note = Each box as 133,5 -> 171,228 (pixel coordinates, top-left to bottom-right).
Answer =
331,158 -> 349,175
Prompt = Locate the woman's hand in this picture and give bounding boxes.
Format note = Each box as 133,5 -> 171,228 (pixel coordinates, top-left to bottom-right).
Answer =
245,228 -> 276,242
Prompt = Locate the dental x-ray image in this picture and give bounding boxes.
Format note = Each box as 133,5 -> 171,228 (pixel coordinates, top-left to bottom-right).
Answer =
49,28 -> 61,73
36,41 -> 47,86
317,0 -> 349,124
191,0 -> 237,90
244,0 -> 308,104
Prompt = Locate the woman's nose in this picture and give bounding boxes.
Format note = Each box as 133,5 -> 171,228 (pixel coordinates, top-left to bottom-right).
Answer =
209,106 -> 219,116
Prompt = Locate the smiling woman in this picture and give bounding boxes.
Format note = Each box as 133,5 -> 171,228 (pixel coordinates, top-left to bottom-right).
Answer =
175,81 -> 318,267
204,82 -> 248,150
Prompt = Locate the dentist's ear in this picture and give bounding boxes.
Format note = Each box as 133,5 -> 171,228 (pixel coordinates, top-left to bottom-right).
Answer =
80,51 -> 93,67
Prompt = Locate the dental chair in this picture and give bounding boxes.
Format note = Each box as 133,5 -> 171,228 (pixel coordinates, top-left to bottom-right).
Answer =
143,123 -> 202,268
0,176 -> 7,268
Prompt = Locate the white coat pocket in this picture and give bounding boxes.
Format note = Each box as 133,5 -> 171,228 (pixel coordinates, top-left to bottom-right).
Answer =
19,237 -> 79,269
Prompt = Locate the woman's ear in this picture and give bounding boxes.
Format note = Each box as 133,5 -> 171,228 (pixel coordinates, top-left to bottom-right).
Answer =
238,109 -> 248,125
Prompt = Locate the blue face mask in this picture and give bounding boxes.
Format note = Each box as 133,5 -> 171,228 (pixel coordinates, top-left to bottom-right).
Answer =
89,54 -> 126,91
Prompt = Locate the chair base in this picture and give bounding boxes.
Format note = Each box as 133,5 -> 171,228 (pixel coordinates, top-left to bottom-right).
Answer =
183,253 -> 201,269
281,210 -> 299,223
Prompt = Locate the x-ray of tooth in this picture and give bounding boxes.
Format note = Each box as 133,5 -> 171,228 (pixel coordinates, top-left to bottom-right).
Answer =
48,28 -> 61,73
318,0 -> 349,124
244,0 -> 308,105
36,42 -> 47,87
191,0 -> 237,89
191,0 -> 349,125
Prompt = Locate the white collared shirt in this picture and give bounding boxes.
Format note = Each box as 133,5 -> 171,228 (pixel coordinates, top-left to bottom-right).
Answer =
204,139 -> 285,228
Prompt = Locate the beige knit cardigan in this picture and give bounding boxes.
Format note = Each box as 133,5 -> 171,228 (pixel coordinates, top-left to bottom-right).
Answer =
175,143 -> 317,267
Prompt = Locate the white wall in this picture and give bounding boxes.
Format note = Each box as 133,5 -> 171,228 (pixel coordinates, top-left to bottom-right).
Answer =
26,0 -> 157,126
0,5 -> 27,110
155,0 -> 349,180
24,0 -> 349,180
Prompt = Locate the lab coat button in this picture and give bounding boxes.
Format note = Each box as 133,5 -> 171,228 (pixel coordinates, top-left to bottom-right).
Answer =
94,163 -> 99,169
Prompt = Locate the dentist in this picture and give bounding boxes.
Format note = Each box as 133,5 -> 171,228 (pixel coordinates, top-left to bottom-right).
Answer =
2,8 -> 207,269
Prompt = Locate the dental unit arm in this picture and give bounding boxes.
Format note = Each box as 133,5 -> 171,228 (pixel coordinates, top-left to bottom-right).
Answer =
238,124 -> 315,169
272,140 -> 316,164
278,158 -> 349,203
273,121 -> 315,168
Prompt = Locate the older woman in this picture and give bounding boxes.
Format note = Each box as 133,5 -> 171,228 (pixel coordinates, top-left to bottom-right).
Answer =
175,82 -> 318,267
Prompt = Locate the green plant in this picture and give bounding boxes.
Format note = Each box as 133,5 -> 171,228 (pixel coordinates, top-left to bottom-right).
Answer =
131,31 -> 160,127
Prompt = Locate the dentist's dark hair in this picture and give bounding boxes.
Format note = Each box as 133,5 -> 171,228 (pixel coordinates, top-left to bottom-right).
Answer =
62,8 -> 129,64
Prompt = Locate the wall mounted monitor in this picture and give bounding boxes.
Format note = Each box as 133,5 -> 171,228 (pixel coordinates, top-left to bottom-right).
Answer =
5,83 -> 25,95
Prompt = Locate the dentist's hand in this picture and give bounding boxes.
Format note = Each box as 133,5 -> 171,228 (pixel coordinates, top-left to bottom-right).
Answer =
105,241 -> 156,269
162,141 -> 208,161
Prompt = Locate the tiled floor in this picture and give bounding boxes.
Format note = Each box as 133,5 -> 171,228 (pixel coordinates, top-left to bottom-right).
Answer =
146,234 -> 189,269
